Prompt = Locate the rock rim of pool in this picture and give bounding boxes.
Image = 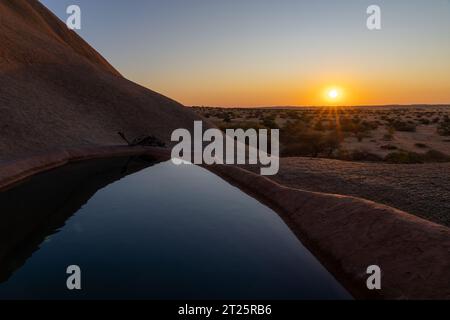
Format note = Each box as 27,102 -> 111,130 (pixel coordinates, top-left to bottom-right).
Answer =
0,145 -> 449,300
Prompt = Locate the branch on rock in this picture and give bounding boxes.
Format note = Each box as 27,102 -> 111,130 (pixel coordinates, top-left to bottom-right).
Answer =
117,132 -> 166,147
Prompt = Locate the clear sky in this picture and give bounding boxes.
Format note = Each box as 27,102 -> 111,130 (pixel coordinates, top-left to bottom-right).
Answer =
40,0 -> 450,107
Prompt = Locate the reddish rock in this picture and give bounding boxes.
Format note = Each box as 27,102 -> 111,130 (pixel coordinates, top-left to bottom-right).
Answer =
209,164 -> 450,300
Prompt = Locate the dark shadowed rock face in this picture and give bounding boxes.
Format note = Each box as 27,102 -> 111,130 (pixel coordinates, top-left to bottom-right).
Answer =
0,0 -> 201,161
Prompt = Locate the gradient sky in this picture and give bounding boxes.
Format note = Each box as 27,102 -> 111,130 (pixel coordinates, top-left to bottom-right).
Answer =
40,0 -> 450,107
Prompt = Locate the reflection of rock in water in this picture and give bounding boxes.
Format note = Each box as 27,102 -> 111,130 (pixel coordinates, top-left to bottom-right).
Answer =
0,156 -> 158,283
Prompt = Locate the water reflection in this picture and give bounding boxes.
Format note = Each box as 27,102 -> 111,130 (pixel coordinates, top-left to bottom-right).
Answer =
0,156 -> 156,284
0,158 -> 351,300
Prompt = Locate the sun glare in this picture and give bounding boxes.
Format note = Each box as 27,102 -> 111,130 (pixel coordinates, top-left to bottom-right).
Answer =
324,87 -> 344,104
328,89 -> 339,99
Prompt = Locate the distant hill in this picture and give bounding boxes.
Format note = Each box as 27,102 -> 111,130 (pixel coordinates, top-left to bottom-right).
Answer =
0,0 -> 201,161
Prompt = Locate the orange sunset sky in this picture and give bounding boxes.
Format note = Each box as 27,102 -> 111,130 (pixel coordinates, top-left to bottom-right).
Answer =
43,0 -> 450,107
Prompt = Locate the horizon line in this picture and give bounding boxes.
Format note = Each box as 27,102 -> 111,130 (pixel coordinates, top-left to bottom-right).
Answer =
188,103 -> 450,109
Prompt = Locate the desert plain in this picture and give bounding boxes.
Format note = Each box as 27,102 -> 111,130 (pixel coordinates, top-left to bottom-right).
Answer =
195,105 -> 450,226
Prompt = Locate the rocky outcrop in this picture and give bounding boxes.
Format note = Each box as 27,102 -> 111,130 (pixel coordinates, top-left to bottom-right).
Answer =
0,0 -> 201,161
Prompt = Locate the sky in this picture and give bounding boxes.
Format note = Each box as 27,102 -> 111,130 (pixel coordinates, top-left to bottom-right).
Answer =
40,0 -> 450,107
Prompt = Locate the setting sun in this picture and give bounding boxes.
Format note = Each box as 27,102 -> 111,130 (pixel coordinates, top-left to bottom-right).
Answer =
328,89 -> 339,99
323,87 -> 344,104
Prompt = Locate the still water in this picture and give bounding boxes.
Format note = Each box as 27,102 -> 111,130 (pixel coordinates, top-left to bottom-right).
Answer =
0,158 -> 351,299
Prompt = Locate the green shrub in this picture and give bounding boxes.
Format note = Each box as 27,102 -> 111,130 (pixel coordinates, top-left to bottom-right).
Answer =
348,150 -> 383,162
380,144 -> 397,150
314,121 -> 325,131
221,113 -> 232,123
422,150 -> 450,162
286,111 -> 301,120
280,131 -> 341,158
262,118 -> 279,129
385,151 -> 424,164
335,149 -> 382,162
437,121 -> 450,136
390,120 -> 416,132
218,121 -> 265,131
339,118 -> 359,132
414,143 -> 428,149
355,131 -> 372,142
385,150 -> 450,163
